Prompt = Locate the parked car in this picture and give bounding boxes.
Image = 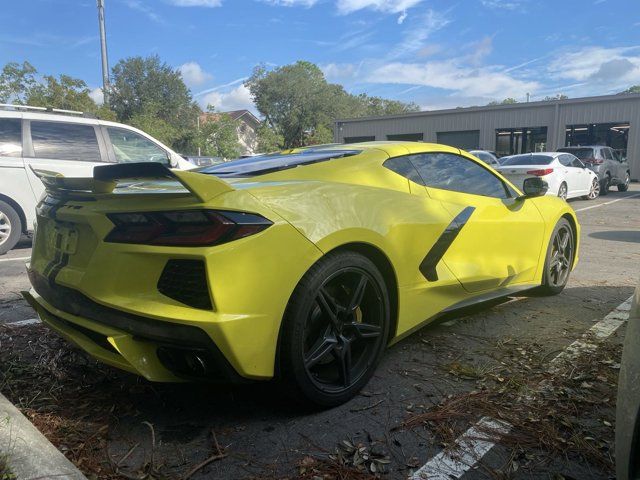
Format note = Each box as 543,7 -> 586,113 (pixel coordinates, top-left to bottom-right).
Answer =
617,285 -> 640,480
184,156 -> 224,167
24,142 -> 579,407
558,145 -> 630,195
497,152 -> 599,201
0,104 -> 195,254
469,150 -> 500,168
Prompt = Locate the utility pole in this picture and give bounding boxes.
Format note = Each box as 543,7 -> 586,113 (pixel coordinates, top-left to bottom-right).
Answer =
526,92 -> 530,103
97,0 -> 110,105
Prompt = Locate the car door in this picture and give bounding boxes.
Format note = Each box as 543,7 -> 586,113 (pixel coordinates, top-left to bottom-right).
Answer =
23,120 -> 110,202
570,156 -> 592,194
558,154 -> 587,197
408,152 -> 546,293
603,147 -> 621,182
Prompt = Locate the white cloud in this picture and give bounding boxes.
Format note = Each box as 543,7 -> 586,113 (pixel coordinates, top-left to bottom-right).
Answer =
321,62 -> 359,81
201,84 -> 256,113
260,0 -> 318,6
179,62 -> 213,87
388,9 -> 450,58
468,36 -> 493,65
124,0 -> 164,23
397,10 -> 407,24
480,0 -> 527,10
166,0 -> 222,6
89,87 -> 104,105
368,60 -> 539,98
336,0 -> 424,14
548,46 -> 640,82
261,0 -> 426,13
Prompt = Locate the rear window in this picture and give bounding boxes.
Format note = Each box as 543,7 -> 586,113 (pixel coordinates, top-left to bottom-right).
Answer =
31,121 -> 101,162
558,148 -> 594,160
201,149 -> 361,177
0,118 -> 22,156
500,154 -> 554,166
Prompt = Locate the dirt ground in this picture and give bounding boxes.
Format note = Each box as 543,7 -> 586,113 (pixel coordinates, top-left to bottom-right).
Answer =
0,185 -> 638,480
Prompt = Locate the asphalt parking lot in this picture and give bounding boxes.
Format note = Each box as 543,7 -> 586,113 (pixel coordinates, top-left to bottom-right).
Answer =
1,186 -> 639,480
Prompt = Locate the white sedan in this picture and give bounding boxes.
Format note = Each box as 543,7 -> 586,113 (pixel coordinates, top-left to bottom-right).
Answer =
496,152 -> 600,201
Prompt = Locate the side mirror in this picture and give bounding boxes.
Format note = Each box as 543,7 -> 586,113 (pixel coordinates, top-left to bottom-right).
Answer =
519,177 -> 549,199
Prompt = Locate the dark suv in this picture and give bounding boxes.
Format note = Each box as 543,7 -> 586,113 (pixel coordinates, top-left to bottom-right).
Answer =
558,146 -> 630,195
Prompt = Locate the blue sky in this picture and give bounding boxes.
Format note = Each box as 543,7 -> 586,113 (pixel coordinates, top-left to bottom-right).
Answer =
1,0 -> 639,114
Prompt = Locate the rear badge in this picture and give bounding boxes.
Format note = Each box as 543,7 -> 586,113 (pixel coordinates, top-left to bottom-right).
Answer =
48,225 -> 78,255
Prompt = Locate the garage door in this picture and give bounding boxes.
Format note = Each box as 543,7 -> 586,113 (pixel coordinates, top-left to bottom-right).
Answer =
437,130 -> 480,150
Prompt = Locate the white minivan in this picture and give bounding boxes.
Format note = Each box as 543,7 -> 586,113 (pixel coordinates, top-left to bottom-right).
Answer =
0,105 -> 196,254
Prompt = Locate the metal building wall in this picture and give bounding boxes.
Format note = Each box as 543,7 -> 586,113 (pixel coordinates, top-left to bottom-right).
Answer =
335,94 -> 640,178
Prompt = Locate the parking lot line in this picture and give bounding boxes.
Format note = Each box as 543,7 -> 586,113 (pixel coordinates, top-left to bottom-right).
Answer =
409,295 -> 633,480
0,256 -> 30,263
6,318 -> 41,327
574,192 -> 640,212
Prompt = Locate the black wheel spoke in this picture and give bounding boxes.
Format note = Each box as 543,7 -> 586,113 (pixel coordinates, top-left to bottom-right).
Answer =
304,332 -> 337,369
348,322 -> 382,339
347,274 -> 368,312
333,341 -> 353,387
317,287 -> 342,330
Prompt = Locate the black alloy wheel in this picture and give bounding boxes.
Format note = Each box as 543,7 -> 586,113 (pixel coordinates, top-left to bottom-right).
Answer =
281,251 -> 390,407
538,218 -> 574,295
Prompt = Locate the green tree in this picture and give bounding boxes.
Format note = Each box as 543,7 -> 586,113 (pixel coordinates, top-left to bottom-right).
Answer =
26,74 -> 97,112
619,85 -> 640,94
246,61 -> 417,148
195,108 -> 241,159
0,61 -> 36,103
542,94 -> 568,101
108,55 -> 200,150
256,123 -> 283,152
487,97 -> 518,106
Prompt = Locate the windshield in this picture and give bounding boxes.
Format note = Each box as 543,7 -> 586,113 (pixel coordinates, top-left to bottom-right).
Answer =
558,148 -> 595,160
199,149 -> 361,177
500,154 -> 554,166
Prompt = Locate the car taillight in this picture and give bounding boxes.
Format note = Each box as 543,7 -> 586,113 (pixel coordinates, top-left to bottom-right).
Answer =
105,210 -> 272,246
526,168 -> 554,176
583,157 -> 604,165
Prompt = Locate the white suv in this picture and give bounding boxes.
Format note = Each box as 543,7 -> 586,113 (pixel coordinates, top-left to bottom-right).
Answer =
0,105 -> 195,254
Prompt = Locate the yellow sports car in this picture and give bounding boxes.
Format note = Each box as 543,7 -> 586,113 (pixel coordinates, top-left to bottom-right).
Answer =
24,142 -> 579,406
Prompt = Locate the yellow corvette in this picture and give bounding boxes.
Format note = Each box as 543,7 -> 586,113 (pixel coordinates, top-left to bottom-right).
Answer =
24,142 -> 579,406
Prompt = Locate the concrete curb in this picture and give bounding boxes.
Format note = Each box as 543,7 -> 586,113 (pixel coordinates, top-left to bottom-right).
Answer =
0,392 -> 87,480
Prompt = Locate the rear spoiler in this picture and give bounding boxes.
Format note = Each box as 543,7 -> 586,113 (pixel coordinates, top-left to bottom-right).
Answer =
31,162 -> 233,203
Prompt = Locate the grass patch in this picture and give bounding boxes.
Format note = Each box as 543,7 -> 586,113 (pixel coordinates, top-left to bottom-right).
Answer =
0,453 -> 15,480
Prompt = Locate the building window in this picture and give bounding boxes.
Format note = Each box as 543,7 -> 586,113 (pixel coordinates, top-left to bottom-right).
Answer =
495,127 -> 547,157
436,130 -> 480,150
386,133 -> 423,142
565,123 -> 629,158
344,136 -> 375,143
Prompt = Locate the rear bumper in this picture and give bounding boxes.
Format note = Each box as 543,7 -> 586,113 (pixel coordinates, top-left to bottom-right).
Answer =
24,271 -> 248,383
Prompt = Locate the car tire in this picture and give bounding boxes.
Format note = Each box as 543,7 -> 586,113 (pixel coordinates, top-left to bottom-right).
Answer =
583,177 -> 600,200
601,174 -> 610,196
557,182 -> 568,201
618,171 -> 630,192
0,200 -> 21,255
280,251 -> 390,408
536,218 -> 575,296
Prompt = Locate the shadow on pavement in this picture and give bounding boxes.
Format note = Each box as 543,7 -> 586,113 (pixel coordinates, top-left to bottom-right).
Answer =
589,230 -> 640,243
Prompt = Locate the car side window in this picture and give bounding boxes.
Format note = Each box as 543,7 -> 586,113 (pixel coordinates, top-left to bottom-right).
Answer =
409,152 -> 509,198
602,148 -> 613,160
570,156 -> 584,168
383,156 -> 424,185
31,121 -> 102,162
107,127 -> 169,164
558,154 -> 573,167
0,118 -> 22,156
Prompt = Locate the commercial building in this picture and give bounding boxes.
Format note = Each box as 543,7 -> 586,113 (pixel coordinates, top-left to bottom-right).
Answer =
334,93 -> 640,178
